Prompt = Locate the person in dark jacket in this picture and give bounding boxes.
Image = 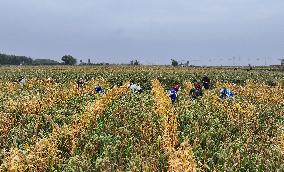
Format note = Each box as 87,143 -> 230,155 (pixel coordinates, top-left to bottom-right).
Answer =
201,75 -> 210,89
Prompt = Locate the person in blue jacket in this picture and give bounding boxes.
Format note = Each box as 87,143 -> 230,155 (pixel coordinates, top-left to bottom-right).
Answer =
95,85 -> 104,93
220,87 -> 234,99
168,84 -> 180,103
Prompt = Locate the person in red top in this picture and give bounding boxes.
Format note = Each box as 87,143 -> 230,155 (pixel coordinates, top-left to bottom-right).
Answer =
189,81 -> 203,99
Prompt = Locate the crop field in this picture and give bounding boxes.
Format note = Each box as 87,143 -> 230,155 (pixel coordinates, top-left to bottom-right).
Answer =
0,66 -> 283,171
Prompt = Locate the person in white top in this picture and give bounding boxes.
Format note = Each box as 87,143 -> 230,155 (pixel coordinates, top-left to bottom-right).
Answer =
77,77 -> 85,90
46,77 -> 55,84
18,76 -> 26,87
128,82 -> 142,93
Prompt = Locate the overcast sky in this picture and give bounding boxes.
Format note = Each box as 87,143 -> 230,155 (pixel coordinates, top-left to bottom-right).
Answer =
0,0 -> 284,65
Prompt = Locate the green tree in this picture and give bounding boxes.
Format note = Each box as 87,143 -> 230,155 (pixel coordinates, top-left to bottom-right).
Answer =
134,60 -> 140,65
171,59 -> 178,67
61,55 -> 77,65
130,59 -> 140,65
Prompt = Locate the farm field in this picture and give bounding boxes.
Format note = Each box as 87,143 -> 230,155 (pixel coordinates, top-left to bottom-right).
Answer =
0,66 -> 283,171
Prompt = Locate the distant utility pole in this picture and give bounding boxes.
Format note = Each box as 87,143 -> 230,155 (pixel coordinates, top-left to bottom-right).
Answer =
264,57 -> 267,66
228,58 -> 232,66
233,56 -> 236,66
257,58 -> 260,66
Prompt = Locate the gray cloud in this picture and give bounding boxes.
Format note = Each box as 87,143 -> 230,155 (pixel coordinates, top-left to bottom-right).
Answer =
0,0 -> 284,65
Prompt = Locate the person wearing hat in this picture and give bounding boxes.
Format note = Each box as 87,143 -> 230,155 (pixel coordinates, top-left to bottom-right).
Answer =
189,81 -> 203,99
168,84 -> 180,103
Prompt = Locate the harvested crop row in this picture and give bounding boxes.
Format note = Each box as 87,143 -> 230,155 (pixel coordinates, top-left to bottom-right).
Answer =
69,83 -> 129,153
0,80 -> 101,149
3,79 -> 101,114
224,81 -> 284,105
0,84 -> 129,172
151,79 -> 196,172
224,81 -> 284,158
70,90 -> 164,171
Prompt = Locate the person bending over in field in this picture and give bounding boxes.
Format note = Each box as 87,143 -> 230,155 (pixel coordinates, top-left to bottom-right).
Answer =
168,84 -> 180,103
46,77 -> 55,84
189,81 -> 203,99
95,85 -> 104,93
18,76 -> 26,88
219,87 -> 234,99
202,74 -> 210,89
128,82 -> 142,93
77,77 -> 85,90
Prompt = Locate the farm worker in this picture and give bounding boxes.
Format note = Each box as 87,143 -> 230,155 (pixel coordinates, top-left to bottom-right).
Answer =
95,85 -> 104,93
18,76 -> 26,87
202,74 -> 210,89
128,82 -> 142,93
77,77 -> 85,89
46,77 -> 55,84
168,84 -> 180,103
189,82 -> 203,99
219,87 -> 234,99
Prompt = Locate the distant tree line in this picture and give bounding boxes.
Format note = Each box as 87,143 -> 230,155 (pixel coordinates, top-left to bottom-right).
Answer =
33,59 -> 60,65
0,53 -> 192,66
0,53 -> 110,66
0,53 -> 59,65
0,53 -> 33,65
